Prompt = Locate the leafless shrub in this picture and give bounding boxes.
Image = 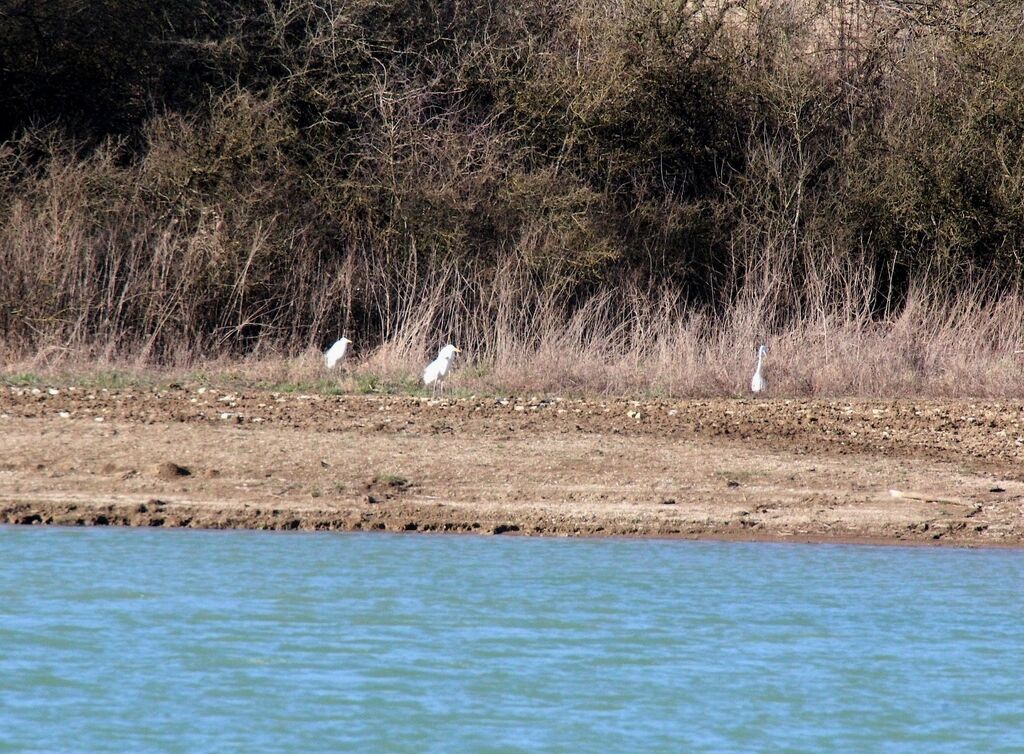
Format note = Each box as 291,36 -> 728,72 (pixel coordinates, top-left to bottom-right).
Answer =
3,0 -> 1024,396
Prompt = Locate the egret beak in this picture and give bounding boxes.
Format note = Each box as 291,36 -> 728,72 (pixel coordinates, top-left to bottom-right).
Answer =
453,347 -> 461,353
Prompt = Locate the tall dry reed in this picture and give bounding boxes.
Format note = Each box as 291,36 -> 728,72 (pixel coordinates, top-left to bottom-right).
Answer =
5,253 -> 1024,398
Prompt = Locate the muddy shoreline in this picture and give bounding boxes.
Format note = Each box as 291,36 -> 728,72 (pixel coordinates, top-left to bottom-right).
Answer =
2,384 -> 1023,546
1,500 -> 1014,549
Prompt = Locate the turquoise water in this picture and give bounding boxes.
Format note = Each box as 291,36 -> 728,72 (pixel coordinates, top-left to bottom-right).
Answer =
1,529 -> 1022,752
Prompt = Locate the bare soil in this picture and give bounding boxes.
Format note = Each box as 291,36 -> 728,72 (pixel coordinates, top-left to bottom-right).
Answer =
2,384 -> 1024,545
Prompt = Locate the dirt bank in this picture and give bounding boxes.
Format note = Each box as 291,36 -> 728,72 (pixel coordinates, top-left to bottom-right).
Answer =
2,384 -> 1023,545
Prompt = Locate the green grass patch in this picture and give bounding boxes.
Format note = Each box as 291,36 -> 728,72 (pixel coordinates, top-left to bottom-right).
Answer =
76,370 -> 150,390
372,473 -> 409,489
355,373 -> 428,396
260,379 -> 346,396
1,372 -> 43,386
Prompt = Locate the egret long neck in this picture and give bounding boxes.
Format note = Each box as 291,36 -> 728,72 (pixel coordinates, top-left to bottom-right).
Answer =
755,351 -> 763,373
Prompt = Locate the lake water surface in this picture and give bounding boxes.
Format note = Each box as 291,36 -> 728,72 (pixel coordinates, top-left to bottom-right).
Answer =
1,527 -> 1022,752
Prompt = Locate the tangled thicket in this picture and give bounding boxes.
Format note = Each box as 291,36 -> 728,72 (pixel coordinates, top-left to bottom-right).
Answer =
2,0 -> 1024,377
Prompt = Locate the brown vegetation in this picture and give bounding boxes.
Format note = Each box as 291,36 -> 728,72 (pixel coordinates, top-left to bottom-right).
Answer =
3,0 -> 1024,395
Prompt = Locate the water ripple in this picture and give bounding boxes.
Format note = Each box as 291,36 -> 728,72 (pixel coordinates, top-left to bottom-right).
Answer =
1,529 -> 1022,752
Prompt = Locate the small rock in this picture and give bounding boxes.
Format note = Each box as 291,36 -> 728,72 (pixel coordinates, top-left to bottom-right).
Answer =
990,486 -> 1006,493
726,479 -> 741,488
151,461 -> 191,480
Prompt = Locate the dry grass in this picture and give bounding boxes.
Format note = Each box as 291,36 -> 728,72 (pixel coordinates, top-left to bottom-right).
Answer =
5,279 -> 1024,399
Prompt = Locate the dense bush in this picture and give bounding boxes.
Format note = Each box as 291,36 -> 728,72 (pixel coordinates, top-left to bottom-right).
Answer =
2,0 -> 1024,358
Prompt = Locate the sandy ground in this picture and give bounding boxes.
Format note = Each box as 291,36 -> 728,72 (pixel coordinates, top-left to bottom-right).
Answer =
2,384 -> 1024,545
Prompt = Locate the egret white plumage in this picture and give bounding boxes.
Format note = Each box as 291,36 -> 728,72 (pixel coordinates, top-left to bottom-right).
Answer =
750,343 -> 768,394
423,344 -> 461,396
324,337 -> 352,368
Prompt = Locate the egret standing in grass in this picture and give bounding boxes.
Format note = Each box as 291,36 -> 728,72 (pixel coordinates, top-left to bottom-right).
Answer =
750,343 -> 768,394
423,344 -> 461,397
324,337 -> 352,369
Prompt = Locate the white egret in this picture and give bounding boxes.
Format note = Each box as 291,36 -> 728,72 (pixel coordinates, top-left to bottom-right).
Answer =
423,344 -> 461,396
750,343 -> 768,394
324,337 -> 352,368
